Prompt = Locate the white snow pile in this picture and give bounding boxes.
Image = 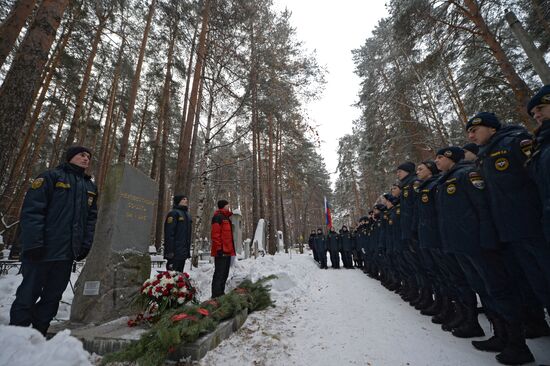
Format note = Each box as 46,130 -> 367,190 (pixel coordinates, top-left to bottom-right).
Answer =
0,326 -> 93,366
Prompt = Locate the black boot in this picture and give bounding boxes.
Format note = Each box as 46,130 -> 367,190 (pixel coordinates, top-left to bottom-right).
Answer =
415,288 -> 434,310
432,296 -> 452,324
525,318 -> 550,339
421,292 -> 442,316
472,314 -> 507,352
442,302 -> 463,332
495,322 -> 534,365
452,303 -> 485,338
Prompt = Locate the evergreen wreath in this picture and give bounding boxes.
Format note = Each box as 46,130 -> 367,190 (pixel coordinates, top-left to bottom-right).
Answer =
101,275 -> 276,366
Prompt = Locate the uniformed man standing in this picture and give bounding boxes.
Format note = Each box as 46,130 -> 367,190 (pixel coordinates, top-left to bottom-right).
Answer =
467,112 -> 550,325
314,228 -> 328,269
163,195 -> 193,272
10,146 -> 98,336
434,146 -> 533,365
527,85 -> 550,254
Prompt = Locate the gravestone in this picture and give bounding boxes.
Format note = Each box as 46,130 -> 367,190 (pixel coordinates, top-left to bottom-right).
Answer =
70,163 -> 158,324
253,219 -> 266,255
230,208 -> 243,255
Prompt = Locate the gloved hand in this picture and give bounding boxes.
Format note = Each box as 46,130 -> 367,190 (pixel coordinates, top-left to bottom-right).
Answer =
24,246 -> 45,261
75,248 -> 90,261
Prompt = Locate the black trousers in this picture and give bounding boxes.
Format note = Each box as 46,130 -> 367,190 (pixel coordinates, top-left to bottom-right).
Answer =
10,260 -> 73,335
212,256 -> 231,298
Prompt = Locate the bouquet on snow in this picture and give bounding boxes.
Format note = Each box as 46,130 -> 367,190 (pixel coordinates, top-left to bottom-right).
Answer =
128,271 -> 197,326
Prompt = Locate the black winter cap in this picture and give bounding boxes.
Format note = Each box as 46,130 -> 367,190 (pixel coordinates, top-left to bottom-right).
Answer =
462,143 -> 479,155
419,160 -> 439,175
173,195 -> 188,206
396,161 -> 415,174
436,146 -> 464,163
217,199 -> 229,209
466,112 -> 501,131
65,146 -> 92,162
527,85 -> 550,115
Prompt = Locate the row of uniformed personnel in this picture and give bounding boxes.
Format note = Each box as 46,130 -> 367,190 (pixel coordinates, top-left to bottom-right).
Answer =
311,85 -> 550,366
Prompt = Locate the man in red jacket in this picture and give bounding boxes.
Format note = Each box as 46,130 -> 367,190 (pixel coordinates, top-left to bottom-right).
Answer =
210,199 -> 236,298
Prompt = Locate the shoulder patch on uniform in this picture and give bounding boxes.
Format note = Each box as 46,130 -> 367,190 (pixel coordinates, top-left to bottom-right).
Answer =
421,193 -> 429,203
167,216 -> 174,224
520,139 -> 533,157
31,178 -> 44,189
469,174 -> 485,189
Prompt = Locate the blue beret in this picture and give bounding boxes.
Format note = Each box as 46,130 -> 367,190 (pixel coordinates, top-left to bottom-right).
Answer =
527,85 -> 550,115
436,146 -> 464,163
466,112 -> 501,131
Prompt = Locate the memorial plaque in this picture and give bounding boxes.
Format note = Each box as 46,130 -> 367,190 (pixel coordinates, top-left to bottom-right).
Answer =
83,281 -> 100,296
70,163 -> 158,324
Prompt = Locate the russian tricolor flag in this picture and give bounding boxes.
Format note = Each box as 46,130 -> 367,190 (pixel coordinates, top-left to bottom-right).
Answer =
324,196 -> 333,229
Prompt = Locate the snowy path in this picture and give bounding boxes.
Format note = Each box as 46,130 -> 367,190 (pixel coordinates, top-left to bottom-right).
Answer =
1,252 -> 549,365
200,253 -> 550,366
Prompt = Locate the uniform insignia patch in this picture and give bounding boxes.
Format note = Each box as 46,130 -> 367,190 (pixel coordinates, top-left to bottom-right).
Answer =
471,117 -> 483,125
446,183 -> 457,195
178,217 -> 184,221
542,94 -> 550,104
444,150 -> 453,158
520,139 -> 533,157
396,208 -> 401,215
167,217 -> 174,224
421,194 -> 429,203
55,181 -> 71,189
31,178 -> 44,189
470,178 -> 485,190
413,181 -> 421,192
495,157 -> 509,171
88,196 -> 94,206
404,189 -> 409,198
389,219 -> 393,225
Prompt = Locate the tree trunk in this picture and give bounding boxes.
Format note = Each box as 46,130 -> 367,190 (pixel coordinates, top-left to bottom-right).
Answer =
132,92 -> 149,167
64,14 -> 109,149
460,0 -> 535,129
97,39 -> 125,188
185,68 -> 205,195
0,0 -> 37,68
49,93 -> 71,168
0,0 -> 70,188
173,20 -> 199,192
173,0 -> 210,195
267,113 -> 276,254
78,69 -> 104,144
154,23 -> 176,249
118,0 -> 156,162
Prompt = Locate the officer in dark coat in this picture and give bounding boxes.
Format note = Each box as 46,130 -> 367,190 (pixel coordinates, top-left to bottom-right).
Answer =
435,146 -> 534,365
308,229 -> 319,262
468,112 -> 550,320
10,146 -> 98,336
327,226 -> 340,269
396,162 -> 422,302
339,225 -> 353,268
163,195 -> 192,272
527,85 -> 550,245
314,228 -> 327,269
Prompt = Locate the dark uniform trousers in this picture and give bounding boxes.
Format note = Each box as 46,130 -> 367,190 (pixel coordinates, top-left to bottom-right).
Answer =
10,260 -> 73,333
455,250 -> 521,324
211,256 -> 231,298
505,238 -> 550,309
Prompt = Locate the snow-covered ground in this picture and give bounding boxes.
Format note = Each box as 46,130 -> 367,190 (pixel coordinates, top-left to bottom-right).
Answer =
1,251 -> 549,365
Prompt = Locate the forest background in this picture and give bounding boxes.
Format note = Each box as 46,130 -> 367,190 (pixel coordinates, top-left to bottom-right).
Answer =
0,0 -> 548,255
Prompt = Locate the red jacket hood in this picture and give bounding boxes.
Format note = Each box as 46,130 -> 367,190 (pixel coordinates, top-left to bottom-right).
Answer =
214,208 -> 233,218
